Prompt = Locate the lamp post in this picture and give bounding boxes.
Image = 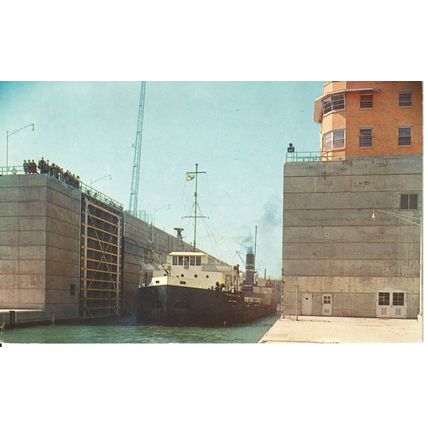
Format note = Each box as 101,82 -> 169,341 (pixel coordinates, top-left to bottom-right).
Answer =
371,209 -> 423,319
6,123 -> 35,173
153,204 -> 171,226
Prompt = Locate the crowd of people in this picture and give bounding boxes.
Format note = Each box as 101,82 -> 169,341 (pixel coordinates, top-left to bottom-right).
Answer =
23,158 -> 80,189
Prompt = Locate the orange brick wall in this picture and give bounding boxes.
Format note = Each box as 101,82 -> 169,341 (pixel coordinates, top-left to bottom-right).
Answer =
318,81 -> 423,158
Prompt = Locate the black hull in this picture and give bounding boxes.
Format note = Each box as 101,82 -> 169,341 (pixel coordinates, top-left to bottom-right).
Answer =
136,286 -> 276,327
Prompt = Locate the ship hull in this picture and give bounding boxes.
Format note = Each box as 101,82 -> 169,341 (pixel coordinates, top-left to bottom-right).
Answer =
136,285 -> 276,327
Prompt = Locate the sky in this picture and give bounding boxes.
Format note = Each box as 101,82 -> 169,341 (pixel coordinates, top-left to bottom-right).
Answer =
0,81 -> 322,277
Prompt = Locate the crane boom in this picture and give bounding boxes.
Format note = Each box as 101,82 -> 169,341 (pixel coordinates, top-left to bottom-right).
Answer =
129,81 -> 146,215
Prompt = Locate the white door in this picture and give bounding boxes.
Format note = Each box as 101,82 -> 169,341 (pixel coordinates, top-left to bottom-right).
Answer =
322,293 -> 332,316
301,292 -> 312,316
376,291 -> 407,318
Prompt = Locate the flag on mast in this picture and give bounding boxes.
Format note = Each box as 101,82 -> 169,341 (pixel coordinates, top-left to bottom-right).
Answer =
186,173 -> 195,181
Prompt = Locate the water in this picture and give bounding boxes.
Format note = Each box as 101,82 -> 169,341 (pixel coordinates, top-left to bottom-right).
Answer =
1,314 -> 277,344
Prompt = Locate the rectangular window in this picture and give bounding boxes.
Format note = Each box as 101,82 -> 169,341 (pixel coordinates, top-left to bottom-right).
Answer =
378,292 -> 390,306
196,256 -> 201,266
189,256 -> 195,266
172,255 -> 178,265
393,292 -> 404,306
359,128 -> 373,147
398,127 -> 411,146
399,90 -> 412,107
178,256 -> 183,265
322,129 -> 345,151
360,93 -> 373,108
400,193 -> 418,209
321,94 -> 345,115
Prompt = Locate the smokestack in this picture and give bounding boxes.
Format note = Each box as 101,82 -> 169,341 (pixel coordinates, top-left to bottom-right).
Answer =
244,247 -> 256,285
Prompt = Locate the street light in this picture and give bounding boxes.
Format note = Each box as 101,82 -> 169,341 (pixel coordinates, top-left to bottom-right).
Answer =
153,204 -> 171,225
371,209 -> 423,319
90,174 -> 112,186
6,123 -> 35,173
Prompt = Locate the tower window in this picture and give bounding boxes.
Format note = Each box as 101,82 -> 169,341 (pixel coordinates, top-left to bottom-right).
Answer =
322,129 -> 345,151
359,128 -> 373,147
321,94 -> 345,115
400,194 -> 418,210
399,91 -> 412,107
360,93 -> 373,109
398,127 -> 411,146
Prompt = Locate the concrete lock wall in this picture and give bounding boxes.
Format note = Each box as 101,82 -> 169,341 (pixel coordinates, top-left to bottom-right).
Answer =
282,155 -> 422,319
0,174 -> 81,324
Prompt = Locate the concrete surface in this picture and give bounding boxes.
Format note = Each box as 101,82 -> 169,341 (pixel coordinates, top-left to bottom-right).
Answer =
259,315 -> 423,343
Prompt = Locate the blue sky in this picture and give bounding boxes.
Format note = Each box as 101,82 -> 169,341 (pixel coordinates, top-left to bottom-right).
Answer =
0,81 -> 322,277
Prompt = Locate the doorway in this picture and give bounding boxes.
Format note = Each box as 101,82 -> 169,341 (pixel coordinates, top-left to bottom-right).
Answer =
301,292 -> 312,316
322,293 -> 332,316
376,291 -> 407,318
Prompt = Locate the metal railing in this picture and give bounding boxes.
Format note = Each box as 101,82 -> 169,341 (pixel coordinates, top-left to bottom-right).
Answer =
0,165 -> 24,175
285,151 -> 335,162
1,163 -> 123,211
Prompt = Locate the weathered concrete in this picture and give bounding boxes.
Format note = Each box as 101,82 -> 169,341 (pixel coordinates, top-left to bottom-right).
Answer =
282,155 -> 422,319
0,174 -> 81,323
259,316 -> 423,343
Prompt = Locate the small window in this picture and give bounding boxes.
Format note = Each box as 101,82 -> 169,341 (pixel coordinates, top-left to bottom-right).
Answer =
393,292 -> 404,306
323,295 -> 331,304
70,284 -> 76,296
178,256 -> 184,265
190,256 -> 195,266
399,91 -> 412,107
400,193 -> 418,209
359,128 -> 373,147
172,256 -> 177,265
196,256 -> 201,266
206,275 -> 209,278
181,274 -> 184,277
378,292 -> 390,306
360,93 -> 373,108
398,127 -> 411,146
322,129 -> 345,151
179,281 -> 186,285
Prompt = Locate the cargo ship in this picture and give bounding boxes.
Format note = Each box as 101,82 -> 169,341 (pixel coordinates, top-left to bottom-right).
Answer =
136,249 -> 276,326
135,163 -> 276,326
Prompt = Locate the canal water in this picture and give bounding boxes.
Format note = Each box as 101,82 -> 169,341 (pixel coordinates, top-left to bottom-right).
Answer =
2,314 -> 277,344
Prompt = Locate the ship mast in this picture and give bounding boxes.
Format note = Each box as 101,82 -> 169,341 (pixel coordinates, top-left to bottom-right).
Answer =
184,163 -> 207,250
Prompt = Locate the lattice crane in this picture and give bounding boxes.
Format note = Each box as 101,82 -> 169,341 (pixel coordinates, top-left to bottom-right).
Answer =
129,81 -> 146,215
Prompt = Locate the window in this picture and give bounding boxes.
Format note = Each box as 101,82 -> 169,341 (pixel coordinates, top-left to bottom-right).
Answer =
70,284 -> 76,296
398,127 -> 411,146
400,193 -> 418,209
322,129 -> 345,151
196,256 -> 201,266
178,256 -> 183,265
393,292 -> 404,306
323,295 -> 331,304
378,292 -> 390,306
399,90 -> 412,107
359,128 -> 373,147
190,256 -> 195,266
360,93 -> 373,108
321,94 -> 345,115
172,256 -> 177,265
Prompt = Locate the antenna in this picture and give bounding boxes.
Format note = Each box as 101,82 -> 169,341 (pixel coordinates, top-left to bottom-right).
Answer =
129,82 -> 146,215
183,163 -> 208,250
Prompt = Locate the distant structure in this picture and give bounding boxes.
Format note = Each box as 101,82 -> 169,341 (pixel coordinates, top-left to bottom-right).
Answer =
282,81 -> 422,319
129,81 -> 146,215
